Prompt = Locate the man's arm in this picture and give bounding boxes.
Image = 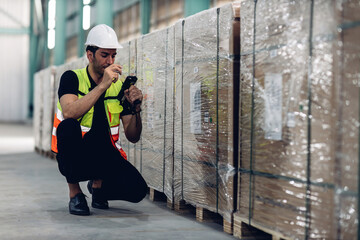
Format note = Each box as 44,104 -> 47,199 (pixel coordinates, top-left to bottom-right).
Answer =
60,86 -> 106,119
60,65 -> 121,119
121,85 -> 143,143
121,112 -> 142,143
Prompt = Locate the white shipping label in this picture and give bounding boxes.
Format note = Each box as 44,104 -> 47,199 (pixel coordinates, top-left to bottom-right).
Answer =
287,112 -> 296,128
194,66 -> 199,74
190,82 -> 202,134
270,49 -> 278,58
204,111 -> 209,123
264,73 -> 282,140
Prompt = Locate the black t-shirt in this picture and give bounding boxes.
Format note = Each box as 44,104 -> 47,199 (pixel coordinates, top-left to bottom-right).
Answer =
58,67 -> 131,151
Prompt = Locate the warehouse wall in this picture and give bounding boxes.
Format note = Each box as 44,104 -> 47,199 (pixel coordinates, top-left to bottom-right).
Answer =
0,0 -> 30,122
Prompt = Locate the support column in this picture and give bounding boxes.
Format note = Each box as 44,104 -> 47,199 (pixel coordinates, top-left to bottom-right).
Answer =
43,0 -> 50,67
29,0 -> 36,117
54,0 -> 66,65
184,0 -> 210,17
140,0 -> 151,34
77,1 -> 85,57
96,0 -> 113,27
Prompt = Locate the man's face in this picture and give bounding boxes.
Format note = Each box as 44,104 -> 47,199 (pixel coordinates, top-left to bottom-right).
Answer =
91,48 -> 117,76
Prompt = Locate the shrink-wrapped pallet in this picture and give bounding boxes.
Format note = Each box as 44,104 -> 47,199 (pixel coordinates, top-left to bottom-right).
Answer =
40,67 -> 56,152
116,40 -> 138,164
135,27 -> 175,199
321,1 -> 360,238
33,71 -> 44,151
174,2 -> 240,222
235,0 -> 359,239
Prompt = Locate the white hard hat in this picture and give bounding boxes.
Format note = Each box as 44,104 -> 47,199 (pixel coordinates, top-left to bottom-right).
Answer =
85,24 -> 123,49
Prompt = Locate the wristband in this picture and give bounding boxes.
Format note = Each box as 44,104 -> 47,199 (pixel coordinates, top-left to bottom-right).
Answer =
132,108 -> 141,115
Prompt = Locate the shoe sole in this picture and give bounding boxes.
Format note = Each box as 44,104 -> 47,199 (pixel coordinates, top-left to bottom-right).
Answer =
92,203 -> 109,209
69,210 -> 90,216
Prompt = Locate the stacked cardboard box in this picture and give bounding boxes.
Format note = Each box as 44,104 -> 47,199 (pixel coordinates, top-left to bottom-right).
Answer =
33,67 -> 56,153
134,28 -> 175,199
235,0 -> 359,239
41,67 -> 56,153
116,40 -> 139,169
174,3 -> 240,222
323,1 -> 360,238
33,70 -> 44,151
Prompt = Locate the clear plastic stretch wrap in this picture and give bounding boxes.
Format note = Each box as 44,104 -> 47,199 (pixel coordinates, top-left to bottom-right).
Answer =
135,28 -> 175,199
116,40 -> 139,170
33,70 -> 44,150
235,0 -> 359,239
40,67 -> 56,152
116,2 -> 239,221
173,3 -> 240,222
33,67 -> 56,152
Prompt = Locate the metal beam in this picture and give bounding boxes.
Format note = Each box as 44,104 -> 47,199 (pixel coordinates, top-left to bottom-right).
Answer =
54,0 -> 66,65
0,28 -> 29,34
34,0 -> 45,33
96,0 -> 114,27
184,0 -> 210,17
28,0 -> 36,118
140,0 -> 151,34
77,1 -> 85,57
43,0 -> 50,68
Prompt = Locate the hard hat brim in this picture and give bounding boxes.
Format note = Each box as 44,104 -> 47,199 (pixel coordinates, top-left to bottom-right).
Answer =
84,43 -> 123,49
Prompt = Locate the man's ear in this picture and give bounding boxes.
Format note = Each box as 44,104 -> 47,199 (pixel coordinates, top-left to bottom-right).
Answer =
86,51 -> 94,63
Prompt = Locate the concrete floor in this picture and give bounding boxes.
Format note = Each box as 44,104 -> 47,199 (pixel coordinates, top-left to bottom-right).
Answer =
0,122 -> 237,240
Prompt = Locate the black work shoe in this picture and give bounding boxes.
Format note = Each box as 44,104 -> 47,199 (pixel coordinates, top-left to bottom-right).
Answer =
87,180 -> 109,209
69,193 -> 90,216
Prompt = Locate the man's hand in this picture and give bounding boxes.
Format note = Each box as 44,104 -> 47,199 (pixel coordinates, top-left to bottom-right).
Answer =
101,64 -> 123,89
124,85 -> 143,112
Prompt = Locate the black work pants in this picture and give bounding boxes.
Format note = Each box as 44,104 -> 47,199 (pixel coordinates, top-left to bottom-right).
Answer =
56,118 -> 147,202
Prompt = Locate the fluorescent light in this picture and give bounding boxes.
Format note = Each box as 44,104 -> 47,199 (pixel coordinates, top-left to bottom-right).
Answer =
83,0 -> 91,4
48,0 -> 56,22
48,18 -> 56,30
48,0 -> 56,49
83,5 -> 91,30
47,29 -> 55,49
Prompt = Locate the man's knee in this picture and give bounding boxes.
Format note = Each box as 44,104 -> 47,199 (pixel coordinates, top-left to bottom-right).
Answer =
57,118 -> 81,138
56,118 -> 83,156
132,181 -> 148,203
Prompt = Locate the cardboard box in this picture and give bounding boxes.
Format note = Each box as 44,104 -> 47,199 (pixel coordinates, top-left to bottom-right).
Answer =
236,0 -> 359,238
134,28 -> 175,199
174,2 -> 240,221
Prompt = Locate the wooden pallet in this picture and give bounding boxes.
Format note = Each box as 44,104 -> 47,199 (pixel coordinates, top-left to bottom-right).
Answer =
35,147 -> 56,160
148,188 -> 194,213
233,214 -> 291,240
172,199 -> 195,213
147,188 -> 234,235
148,187 -> 167,202
196,206 -> 233,235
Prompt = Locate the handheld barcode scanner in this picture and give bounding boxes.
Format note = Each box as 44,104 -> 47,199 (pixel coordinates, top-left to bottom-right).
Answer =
117,76 -> 141,106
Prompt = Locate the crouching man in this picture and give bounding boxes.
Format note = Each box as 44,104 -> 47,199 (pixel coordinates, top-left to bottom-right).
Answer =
51,24 -> 148,215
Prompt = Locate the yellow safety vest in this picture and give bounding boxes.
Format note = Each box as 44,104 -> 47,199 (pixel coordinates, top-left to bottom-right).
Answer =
51,67 -> 127,160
